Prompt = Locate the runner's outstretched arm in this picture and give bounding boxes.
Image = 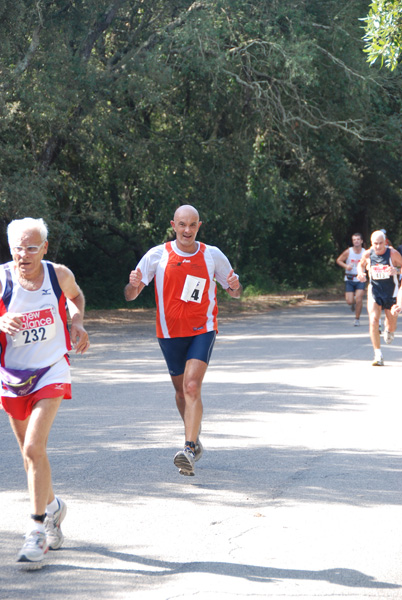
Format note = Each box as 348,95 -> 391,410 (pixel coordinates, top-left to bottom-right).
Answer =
125,267 -> 145,301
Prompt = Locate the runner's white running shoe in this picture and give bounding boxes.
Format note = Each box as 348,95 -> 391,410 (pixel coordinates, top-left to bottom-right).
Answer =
354,319 -> 360,327
194,438 -> 203,462
372,357 -> 384,366
45,497 -> 67,550
17,528 -> 48,569
174,447 -> 195,476
384,329 -> 395,345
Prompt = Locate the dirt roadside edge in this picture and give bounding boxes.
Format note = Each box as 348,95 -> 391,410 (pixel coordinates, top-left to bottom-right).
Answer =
84,286 -> 345,325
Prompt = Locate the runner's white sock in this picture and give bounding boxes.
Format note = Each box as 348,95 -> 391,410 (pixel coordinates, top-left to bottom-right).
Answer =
27,521 -> 45,534
46,498 -> 59,514
374,349 -> 383,360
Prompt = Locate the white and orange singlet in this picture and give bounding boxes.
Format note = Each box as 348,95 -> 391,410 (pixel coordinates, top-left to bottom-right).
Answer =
137,240 -> 234,338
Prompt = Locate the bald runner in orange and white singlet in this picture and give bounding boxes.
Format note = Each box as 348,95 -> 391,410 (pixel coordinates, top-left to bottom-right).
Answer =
138,239 -> 231,339
125,204 -> 242,477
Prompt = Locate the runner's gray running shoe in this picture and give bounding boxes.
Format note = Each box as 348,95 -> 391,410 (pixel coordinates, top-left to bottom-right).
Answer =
17,528 -> 48,569
354,319 -> 360,327
194,438 -> 203,462
384,329 -> 395,345
174,447 -> 195,476
45,497 -> 67,550
372,357 -> 384,366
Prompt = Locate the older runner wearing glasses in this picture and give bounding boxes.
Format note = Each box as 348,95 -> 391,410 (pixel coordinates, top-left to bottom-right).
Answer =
0,217 -> 90,569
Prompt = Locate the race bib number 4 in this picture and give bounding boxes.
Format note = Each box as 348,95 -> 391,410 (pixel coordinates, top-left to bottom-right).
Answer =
371,265 -> 390,280
181,275 -> 207,303
12,308 -> 56,347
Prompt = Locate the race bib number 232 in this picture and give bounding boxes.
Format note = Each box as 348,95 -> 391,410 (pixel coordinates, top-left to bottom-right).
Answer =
11,308 -> 56,347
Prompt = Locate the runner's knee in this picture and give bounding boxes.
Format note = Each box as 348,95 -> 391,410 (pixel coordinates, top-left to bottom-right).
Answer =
183,379 -> 202,401
23,441 -> 47,465
175,389 -> 185,404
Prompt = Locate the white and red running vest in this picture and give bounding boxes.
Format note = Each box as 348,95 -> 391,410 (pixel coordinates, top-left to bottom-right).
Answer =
0,260 -> 71,395
137,241 -> 234,338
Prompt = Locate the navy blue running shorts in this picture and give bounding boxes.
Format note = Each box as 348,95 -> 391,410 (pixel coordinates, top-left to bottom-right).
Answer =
345,280 -> 365,293
158,331 -> 217,376
371,290 -> 396,310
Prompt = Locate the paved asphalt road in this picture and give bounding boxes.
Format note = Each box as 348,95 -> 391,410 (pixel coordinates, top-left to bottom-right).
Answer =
1,300 -> 402,599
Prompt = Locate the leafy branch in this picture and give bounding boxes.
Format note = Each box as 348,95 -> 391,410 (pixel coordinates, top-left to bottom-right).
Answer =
362,0 -> 402,70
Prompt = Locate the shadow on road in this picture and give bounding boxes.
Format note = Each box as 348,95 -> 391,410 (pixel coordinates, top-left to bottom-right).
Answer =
0,534 -> 400,593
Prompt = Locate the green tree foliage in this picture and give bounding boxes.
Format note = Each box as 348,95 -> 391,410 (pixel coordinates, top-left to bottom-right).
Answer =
363,0 -> 402,70
1,1 -> 402,307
